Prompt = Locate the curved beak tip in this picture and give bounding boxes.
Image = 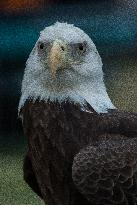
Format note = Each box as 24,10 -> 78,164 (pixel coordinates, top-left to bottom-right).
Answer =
49,40 -> 67,78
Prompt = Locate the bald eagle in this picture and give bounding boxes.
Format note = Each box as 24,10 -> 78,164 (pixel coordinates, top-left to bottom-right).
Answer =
19,22 -> 137,205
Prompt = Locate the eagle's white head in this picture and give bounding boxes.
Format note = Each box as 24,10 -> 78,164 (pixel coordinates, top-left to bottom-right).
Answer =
19,22 -> 115,113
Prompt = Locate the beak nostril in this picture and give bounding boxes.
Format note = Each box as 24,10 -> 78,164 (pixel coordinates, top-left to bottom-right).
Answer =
61,46 -> 65,51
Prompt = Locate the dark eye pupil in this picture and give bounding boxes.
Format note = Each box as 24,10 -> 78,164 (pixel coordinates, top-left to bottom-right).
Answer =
39,43 -> 44,49
79,44 -> 84,51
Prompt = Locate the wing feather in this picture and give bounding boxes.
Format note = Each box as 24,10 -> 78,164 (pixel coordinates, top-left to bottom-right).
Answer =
72,138 -> 137,205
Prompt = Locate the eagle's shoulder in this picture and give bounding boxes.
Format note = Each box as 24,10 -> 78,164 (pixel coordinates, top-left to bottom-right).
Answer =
100,109 -> 137,138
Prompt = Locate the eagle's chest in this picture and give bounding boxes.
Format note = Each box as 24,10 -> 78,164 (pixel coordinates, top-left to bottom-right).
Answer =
22,100 -> 99,160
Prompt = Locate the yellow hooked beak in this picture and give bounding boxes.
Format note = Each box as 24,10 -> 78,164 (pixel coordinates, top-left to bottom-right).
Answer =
49,40 -> 68,78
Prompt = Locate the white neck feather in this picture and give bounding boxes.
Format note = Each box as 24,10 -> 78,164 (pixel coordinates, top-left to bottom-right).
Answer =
18,68 -> 115,114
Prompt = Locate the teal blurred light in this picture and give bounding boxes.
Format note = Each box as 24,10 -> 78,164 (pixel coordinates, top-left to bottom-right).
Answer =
1,2 -> 137,62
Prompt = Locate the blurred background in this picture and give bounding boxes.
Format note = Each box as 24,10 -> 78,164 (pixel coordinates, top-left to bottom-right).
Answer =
0,0 -> 137,204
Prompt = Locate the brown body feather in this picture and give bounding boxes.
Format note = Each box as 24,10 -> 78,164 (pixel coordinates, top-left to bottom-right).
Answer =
21,100 -> 137,205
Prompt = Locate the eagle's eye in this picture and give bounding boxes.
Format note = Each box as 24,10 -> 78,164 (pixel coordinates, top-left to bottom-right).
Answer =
39,43 -> 44,49
78,43 -> 84,51
77,42 -> 87,53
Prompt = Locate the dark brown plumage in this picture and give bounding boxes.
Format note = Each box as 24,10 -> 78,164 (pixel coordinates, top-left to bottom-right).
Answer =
21,99 -> 137,205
